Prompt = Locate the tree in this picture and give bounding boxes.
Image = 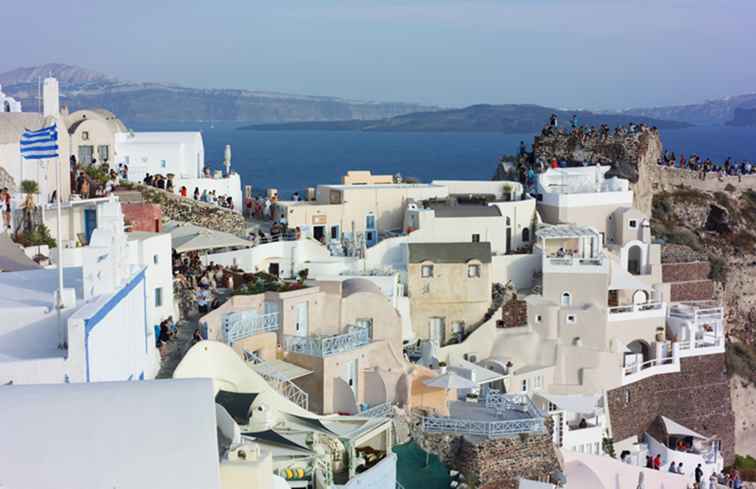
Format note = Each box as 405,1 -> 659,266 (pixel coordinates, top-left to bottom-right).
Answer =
20,180 -> 39,234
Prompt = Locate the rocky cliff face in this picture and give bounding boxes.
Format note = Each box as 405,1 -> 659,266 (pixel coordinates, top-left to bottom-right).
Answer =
531,129 -> 663,215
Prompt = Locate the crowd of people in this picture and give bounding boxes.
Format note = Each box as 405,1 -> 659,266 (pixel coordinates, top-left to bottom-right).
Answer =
658,151 -> 755,182
636,453 -> 744,488
540,113 -> 657,145
140,172 -> 236,210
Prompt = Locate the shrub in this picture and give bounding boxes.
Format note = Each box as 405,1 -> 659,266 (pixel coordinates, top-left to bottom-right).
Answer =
84,164 -> 110,185
14,224 -> 56,248
667,228 -> 702,251
709,256 -> 729,284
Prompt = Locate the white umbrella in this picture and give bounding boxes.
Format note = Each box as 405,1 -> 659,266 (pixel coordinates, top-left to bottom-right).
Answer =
168,222 -> 253,253
423,371 -> 476,390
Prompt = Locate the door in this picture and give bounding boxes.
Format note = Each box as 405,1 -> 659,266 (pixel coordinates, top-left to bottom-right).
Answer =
343,358 -> 358,398
313,225 -> 325,242
295,302 -> 309,337
78,145 -> 94,165
506,227 -> 512,254
84,208 -> 97,244
268,262 -> 280,277
430,317 -> 445,346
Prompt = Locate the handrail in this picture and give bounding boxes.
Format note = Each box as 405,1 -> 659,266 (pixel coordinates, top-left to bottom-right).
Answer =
360,402 -> 394,418
608,302 -> 663,314
223,311 -> 279,344
283,326 -> 370,357
421,414 -> 545,438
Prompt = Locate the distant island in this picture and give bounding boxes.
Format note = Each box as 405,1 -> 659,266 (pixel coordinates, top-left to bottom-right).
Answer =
726,107 -> 756,127
239,104 -> 691,133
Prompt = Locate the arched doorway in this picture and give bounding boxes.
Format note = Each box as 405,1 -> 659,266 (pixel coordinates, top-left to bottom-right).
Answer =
632,289 -> 649,305
628,245 -> 643,275
624,339 -> 650,369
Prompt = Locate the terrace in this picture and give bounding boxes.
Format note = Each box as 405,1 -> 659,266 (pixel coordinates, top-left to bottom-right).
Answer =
668,301 -> 725,355
283,325 -> 370,357
222,309 -> 279,345
536,225 -> 608,273
420,390 -> 545,439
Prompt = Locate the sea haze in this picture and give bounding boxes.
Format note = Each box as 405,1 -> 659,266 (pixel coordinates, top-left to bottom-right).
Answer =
129,122 -> 756,198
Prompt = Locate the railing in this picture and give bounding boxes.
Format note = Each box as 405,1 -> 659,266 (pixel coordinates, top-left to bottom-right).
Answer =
360,402 -> 394,418
546,255 -> 605,266
283,326 -> 370,357
242,349 -> 309,411
622,355 -> 676,377
421,415 -> 545,438
484,390 -> 543,418
223,311 -> 279,344
608,302 -> 664,315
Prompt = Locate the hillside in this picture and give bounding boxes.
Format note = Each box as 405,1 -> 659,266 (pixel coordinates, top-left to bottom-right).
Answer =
620,93 -> 756,126
0,63 -> 436,124
727,107 -> 756,127
240,104 -> 690,133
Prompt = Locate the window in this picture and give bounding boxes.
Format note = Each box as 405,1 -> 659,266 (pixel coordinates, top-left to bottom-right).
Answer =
548,402 -> 558,412
155,287 -> 163,307
160,159 -> 167,169
330,225 -> 339,240
534,375 -> 543,390
521,379 -> 528,392
82,131 -> 89,141
467,264 -> 481,278
97,145 -> 109,162
421,264 -> 434,278
356,318 -> 373,339
535,315 -> 542,324
522,228 -> 530,242
567,315 -> 576,324
629,219 -> 638,229
153,254 -> 159,265
472,234 -> 480,243
561,292 -> 572,306
366,214 -> 376,229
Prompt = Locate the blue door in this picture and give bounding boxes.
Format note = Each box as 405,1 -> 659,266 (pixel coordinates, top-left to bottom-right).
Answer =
84,208 -> 97,244
365,215 -> 377,247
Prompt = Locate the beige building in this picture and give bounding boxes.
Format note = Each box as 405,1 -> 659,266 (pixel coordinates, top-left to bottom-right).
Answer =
202,278 -> 407,415
273,172 -> 448,246
406,242 -> 492,345
66,109 -> 127,166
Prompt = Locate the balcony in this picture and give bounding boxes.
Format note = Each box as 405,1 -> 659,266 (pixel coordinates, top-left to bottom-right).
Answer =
222,310 -> 279,345
607,301 -> 665,321
284,326 -> 370,357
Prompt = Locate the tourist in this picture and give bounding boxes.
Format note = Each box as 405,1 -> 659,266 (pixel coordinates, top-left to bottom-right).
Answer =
549,113 -> 558,128
645,456 -> 653,469
201,189 -> 209,202
191,328 -> 203,345
143,173 -> 152,186
676,462 -> 683,474
226,196 -> 233,208
653,454 -> 662,470
708,473 -> 718,489
694,464 -> 703,485
196,286 -> 210,314
264,197 -> 272,219
519,140 -> 527,157
570,114 -> 577,130
1,188 -> 11,231
179,185 -> 187,197
166,176 -> 174,192
668,462 -> 677,473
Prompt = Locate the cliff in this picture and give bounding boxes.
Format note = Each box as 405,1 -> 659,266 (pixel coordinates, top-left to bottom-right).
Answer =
620,93 -> 756,126
530,128 -> 663,215
727,107 -> 756,127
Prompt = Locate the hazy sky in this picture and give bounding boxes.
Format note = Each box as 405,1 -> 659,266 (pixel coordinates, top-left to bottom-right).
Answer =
1,0 -> 754,109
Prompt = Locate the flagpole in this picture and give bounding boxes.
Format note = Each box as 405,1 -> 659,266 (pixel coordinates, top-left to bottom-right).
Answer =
52,120 -> 65,348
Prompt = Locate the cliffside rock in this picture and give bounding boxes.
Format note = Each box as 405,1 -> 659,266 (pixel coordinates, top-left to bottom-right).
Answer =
705,204 -> 732,234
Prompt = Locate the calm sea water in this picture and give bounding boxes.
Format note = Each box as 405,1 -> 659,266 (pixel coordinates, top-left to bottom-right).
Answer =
130,121 -> 756,197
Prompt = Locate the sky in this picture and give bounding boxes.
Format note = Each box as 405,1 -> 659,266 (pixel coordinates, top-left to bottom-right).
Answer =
1,0 -> 754,110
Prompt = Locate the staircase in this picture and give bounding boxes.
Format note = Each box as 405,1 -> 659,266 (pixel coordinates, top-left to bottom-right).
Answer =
242,350 -> 309,411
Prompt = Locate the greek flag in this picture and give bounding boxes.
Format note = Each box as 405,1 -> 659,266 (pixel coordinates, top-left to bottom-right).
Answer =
20,123 -> 59,160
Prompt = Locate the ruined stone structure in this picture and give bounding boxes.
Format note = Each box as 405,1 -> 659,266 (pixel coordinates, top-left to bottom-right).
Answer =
607,354 -> 736,464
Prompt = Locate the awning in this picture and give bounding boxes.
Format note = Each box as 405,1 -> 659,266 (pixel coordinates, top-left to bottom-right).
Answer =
536,393 -> 601,414
449,358 -> 505,385
660,416 -> 709,440
215,390 -> 257,425
249,360 -> 312,382
167,221 -> 253,253
242,429 -> 312,452
423,371 -> 477,390
609,260 -> 652,291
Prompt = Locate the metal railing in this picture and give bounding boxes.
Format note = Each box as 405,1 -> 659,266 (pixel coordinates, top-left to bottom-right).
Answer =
677,335 -> 724,352
360,402 -> 394,418
546,255 -> 605,266
283,326 -> 370,357
622,355 -> 676,377
608,302 -> 664,315
223,311 -> 279,344
242,349 -> 309,411
421,415 -> 545,438
484,390 -> 543,418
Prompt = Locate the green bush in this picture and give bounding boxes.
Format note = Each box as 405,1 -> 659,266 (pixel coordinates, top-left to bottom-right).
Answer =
84,164 -> 110,185
14,224 -> 56,248
21,179 -> 39,195
709,256 -> 729,284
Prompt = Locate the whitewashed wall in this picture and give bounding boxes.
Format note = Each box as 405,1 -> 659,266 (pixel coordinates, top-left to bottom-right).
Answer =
492,254 -> 541,289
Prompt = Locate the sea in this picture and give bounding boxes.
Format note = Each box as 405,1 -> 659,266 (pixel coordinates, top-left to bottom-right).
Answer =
129,122 -> 756,198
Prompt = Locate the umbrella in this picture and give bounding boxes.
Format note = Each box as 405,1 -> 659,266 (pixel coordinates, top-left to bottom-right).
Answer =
423,371 -> 476,390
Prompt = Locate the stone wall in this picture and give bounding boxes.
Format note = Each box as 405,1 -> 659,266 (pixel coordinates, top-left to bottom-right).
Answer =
499,296 -> 528,328
670,280 -> 715,302
661,261 -> 710,282
118,183 -> 246,235
607,354 -> 735,464
121,202 -> 162,233
417,419 -> 561,489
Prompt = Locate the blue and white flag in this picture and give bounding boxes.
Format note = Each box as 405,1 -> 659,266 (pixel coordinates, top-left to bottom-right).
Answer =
20,123 -> 59,160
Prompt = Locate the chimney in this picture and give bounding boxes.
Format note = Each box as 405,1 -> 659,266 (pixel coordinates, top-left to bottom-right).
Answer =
43,77 -> 60,118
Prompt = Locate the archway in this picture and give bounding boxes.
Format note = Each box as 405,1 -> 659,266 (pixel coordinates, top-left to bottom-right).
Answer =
624,339 -> 650,369
627,245 -> 643,275
632,289 -> 649,305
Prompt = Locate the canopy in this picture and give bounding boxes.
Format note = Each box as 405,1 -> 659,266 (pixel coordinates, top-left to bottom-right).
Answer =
660,416 -> 709,440
167,222 -> 253,253
0,234 -> 41,272
449,358 -> 505,385
535,393 -> 602,415
423,371 -> 477,390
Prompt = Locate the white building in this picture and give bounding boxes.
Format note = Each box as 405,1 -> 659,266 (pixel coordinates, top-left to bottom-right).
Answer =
126,231 -> 176,327
0,84 -> 22,113
114,131 -> 204,180
0,198 -> 160,384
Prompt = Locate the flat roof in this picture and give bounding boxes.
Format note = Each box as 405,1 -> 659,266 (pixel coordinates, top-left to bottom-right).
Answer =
408,242 -> 492,264
427,203 -> 501,218
320,182 -> 443,190
536,225 -> 599,239
0,379 -> 221,489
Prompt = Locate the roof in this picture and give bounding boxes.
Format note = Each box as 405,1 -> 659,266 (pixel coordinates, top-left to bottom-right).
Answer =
0,112 -> 45,144
126,230 -> 162,241
428,203 -> 501,218
408,242 -> 492,264
0,379 -> 221,489
341,277 -> 383,297
536,225 -> 599,239
0,234 -> 41,272
535,393 -> 602,414
166,221 -> 253,253
449,358 -> 505,385
249,359 -> 312,381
